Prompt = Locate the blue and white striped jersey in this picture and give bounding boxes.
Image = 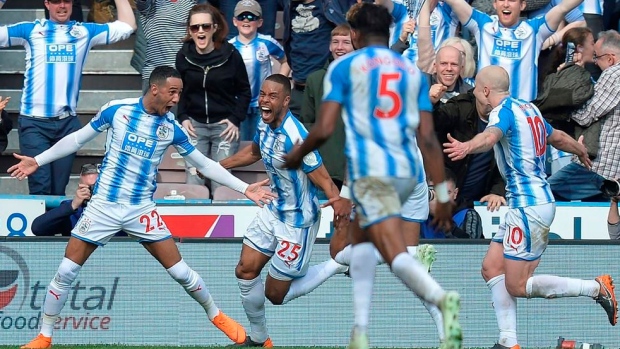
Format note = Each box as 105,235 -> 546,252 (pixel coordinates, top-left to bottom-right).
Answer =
254,111 -> 322,228
465,10 -> 553,101
90,98 -> 195,205
323,46 -> 430,184
391,1 -> 459,63
487,97 -> 555,208
579,0 -> 602,15
229,34 -> 286,108
0,19 -> 132,117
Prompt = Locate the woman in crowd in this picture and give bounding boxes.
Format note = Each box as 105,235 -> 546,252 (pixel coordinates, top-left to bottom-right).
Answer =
176,4 -> 251,195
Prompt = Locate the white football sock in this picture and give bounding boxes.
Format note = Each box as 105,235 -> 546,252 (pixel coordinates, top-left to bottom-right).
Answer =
283,259 -> 347,304
487,274 -> 518,347
350,242 -> 377,332
334,244 -> 352,265
238,276 -> 268,343
407,246 -> 418,255
390,252 -> 445,305
525,275 -> 599,298
167,259 -> 219,320
40,257 -> 81,337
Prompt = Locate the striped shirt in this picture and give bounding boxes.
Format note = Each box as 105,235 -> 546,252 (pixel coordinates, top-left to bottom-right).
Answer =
391,1 -> 459,63
229,34 -> 286,107
487,97 -> 554,208
254,111 -> 322,227
90,98 -> 195,205
136,0 -> 197,81
465,9 -> 553,101
0,19 -> 132,117
323,46 -> 430,183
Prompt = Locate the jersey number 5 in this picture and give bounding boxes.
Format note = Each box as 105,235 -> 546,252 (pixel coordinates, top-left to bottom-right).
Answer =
374,72 -> 402,119
526,115 -> 547,157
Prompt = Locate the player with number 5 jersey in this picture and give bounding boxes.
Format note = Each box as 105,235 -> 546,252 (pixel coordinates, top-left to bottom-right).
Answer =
8,66 -> 276,349
444,66 -> 618,349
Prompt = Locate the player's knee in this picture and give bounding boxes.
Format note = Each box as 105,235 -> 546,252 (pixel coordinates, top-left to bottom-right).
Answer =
481,254 -> 503,282
53,257 -> 82,288
235,259 -> 261,280
265,289 -> 285,305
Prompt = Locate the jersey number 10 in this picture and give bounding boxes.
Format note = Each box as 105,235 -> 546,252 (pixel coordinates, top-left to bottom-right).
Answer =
526,115 -> 547,157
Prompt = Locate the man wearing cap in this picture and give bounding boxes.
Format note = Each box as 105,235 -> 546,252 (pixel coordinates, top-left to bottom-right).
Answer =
30,164 -> 123,237
229,0 -> 290,141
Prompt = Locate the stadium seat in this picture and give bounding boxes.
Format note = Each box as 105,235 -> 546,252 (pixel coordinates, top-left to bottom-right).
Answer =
153,183 -> 210,200
212,185 -> 272,201
157,146 -> 187,183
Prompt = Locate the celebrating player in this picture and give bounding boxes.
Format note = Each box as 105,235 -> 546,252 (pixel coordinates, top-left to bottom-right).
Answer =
443,65 -> 618,349
219,74 -> 351,347
9,66 -> 275,349
284,3 -> 462,349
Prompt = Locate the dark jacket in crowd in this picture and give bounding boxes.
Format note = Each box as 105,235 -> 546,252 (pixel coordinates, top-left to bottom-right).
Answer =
0,110 -> 13,153
421,198 -> 484,239
175,41 -> 251,127
434,90 -> 506,200
31,200 -> 125,236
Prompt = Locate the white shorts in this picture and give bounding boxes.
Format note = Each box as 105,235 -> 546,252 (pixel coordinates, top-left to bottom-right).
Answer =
72,198 -> 172,246
492,202 -> 555,261
401,180 -> 429,222
243,206 -> 321,281
351,177 -> 417,228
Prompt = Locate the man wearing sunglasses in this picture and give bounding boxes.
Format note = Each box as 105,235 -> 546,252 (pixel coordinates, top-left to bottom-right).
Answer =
31,164 -> 127,237
0,0 -> 136,197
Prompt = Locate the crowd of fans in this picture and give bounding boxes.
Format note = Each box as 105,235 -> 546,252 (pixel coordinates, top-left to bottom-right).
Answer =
1,0 -> 620,239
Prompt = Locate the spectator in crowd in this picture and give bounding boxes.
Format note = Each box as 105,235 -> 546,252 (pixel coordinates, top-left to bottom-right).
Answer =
30,164 -> 126,237
378,0 -> 460,64
428,46 -> 473,106
549,30 -> 620,201
229,0 -> 291,141
45,0 -> 83,22
279,0 -> 352,118
434,90 -> 507,210
176,4 -> 251,194
219,0 -> 277,39
135,0 -> 208,93
444,0 -> 584,102
0,0 -> 136,196
607,188 -> 620,239
300,24 -> 353,190
414,0 -> 477,84
0,96 -> 12,154
527,0 -> 587,86
580,0 -> 604,38
421,169 -> 484,239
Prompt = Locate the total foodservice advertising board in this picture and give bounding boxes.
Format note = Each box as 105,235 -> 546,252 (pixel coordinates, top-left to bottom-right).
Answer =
0,198 -> 611,239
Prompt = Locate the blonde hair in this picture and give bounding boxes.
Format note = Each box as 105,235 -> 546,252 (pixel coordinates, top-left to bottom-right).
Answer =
439,37 -> 476,79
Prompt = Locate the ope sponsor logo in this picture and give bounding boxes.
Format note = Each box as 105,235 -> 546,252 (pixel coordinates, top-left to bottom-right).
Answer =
0,246 -> 119,331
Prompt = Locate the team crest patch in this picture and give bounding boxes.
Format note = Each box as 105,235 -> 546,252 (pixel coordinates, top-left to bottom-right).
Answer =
302,152 -> 319,167
69,26 -> 83,38
77,217 -> 91,234
156,125 -> 170,140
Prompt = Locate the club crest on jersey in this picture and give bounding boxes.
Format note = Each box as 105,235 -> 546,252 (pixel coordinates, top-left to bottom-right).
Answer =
302,152 -> 319,167
77,217 -> 91,234
69,26 -> 83,38
156,125 -> 170,140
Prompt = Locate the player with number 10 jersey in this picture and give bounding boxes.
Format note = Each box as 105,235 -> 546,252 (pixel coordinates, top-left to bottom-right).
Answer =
323,46 -> 430,185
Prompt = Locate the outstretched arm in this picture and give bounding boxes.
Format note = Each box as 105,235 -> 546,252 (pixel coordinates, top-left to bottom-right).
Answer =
9,125 -> 100,179
547,131 -> 592,169
443,127 -> 502,161
220,142 -> 262,170
113,0 -> 138,30
442,0 -> 473,25
545,0 -> 585,31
